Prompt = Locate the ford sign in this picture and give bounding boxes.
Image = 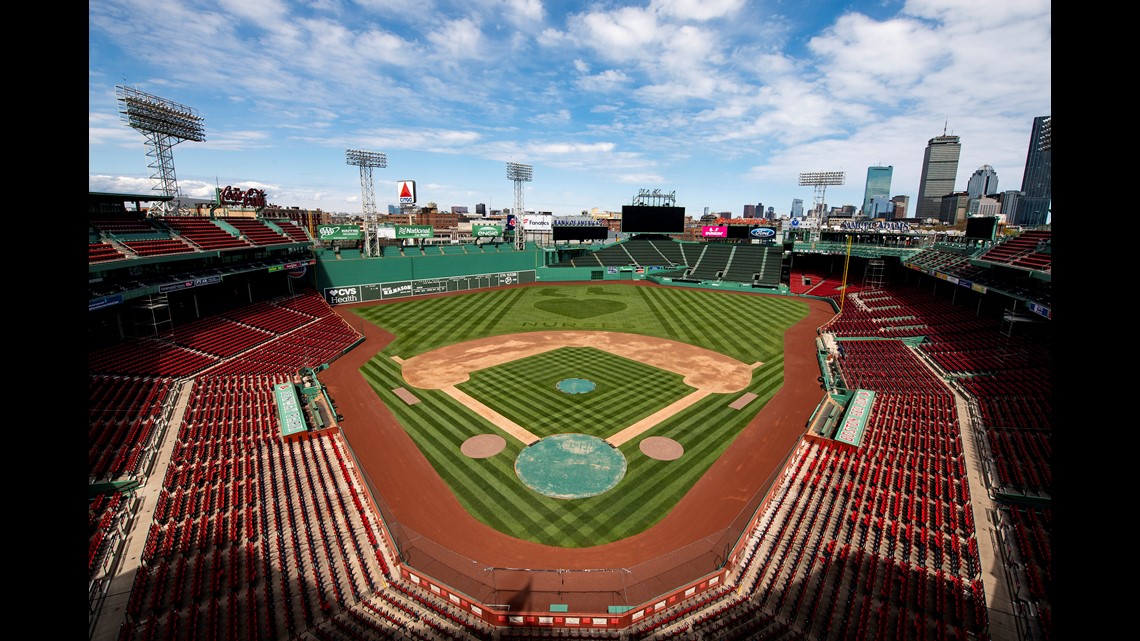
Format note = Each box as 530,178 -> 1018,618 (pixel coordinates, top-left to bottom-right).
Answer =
750,227 -> 776,238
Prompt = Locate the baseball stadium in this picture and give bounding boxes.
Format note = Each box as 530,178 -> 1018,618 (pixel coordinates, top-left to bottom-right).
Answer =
88,195 -> 1053,641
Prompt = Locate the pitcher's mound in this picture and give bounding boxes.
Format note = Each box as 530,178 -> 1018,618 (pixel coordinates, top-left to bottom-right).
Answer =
461,434 -> 507,458
640,436 -> 684,461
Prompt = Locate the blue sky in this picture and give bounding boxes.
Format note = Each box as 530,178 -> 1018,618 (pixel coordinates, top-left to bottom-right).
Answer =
89,0 -> 1050,218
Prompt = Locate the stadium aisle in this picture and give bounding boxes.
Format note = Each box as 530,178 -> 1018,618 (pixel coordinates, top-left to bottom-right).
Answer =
91,382 -> 194,641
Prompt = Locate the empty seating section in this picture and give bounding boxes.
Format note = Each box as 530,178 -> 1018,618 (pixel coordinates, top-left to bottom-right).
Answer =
275,289 -> 339,318
717,329 -> 990,641
267,219 -> 313,243
822,285 -> 984,338
548,238 -> 694,269
650,239 -> 690,267
165,316 -> 276,357
206,315 -> 362,375
90,491 -> 133,579
125,387 -> 392,641
1001,506 -> 1052,607
220,217 -> 295,246
157,216 -> 251,251
91,215 -> 160,236
89,375 -> 176,481
222,300 -> 317,334
621,239 -> 679,267
720,245 -> 782,286
89,338 -> 221,378
120,237 -> 196,258
686,244 -> 734,280
977,230 -> 1051,271
904,246 -> 978,275
90,242 -> 126,264
590,243 -> 637,266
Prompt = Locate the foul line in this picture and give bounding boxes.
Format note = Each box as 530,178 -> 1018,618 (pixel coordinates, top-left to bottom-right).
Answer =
442,386 -> 541,446
606,390 -> 712,447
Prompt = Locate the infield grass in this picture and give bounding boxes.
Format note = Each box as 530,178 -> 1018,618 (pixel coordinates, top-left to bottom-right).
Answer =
352,283 -> 808,547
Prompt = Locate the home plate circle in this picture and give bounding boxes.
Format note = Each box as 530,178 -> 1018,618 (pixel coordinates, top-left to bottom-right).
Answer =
461,434 -> 507,458
639,436 -> 684,461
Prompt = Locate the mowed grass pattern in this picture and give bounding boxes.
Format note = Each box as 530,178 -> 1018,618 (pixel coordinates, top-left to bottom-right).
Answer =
350,284 -> 808,547
459,347 -> 691,440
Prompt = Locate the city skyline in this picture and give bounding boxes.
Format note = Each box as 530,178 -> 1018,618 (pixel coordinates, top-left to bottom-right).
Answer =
89,0 -> 1051,217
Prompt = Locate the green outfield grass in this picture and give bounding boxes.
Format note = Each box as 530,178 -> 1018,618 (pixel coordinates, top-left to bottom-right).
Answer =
351,283 -> 809,547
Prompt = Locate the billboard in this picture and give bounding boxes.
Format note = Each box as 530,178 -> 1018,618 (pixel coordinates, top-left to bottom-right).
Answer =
702,226 -> 728,238
395,225 -> 434,239
520,214 -> 552,231
397,180 -> 417,204
316,224 -> 364,240
965,216 -> 997,241
730,225 -> 777,240
554,225 -> 608,241
472,224 -> 502,238
621,206 -> 685,233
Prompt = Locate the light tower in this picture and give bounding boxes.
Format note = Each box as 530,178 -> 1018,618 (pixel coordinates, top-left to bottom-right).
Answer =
117,85 -> 206,216
798,171 -> 845,218
506,162 -> 533,250
346,149 -> 387,218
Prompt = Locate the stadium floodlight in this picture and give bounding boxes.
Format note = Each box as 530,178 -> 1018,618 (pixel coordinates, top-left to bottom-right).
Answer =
346,149 -> 388,219
506,162 -> 533,250
117,85 -> 206,216
798,171 -> 845,217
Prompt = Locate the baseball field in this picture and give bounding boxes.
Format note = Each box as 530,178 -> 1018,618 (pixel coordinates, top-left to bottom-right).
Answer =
347,283 -> 810,547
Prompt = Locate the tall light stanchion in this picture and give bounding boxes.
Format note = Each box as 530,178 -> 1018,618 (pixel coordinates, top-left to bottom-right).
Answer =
506,162 -> 533,250
117,85 -> 206,216
346,150 -> 387,256
798,171 -> 845,219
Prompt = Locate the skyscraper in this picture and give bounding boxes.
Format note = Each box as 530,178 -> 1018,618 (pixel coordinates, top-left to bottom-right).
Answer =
861,166 -> 893,217
916,132 -> 962,219
1016,115 -> 1051,226
791,199 -> 803,218
966,165 -> 999,199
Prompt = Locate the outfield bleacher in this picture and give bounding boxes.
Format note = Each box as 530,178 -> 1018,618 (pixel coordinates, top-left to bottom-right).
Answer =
685,243 -> 734,280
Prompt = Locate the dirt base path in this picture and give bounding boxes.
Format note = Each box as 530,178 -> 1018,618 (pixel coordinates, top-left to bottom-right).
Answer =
320,282 -> 836,612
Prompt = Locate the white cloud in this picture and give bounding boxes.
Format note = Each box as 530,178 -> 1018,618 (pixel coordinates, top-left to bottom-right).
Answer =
576,69 -> 631,93
505,0 -> 544,22
529,110 -> 572,125
651,0 -> 745,21
426,17 -> 488,61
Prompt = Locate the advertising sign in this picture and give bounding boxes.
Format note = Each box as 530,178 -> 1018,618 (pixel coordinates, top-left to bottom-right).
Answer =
397,180 -> 417,204
749,226 -> 777,239
217,186 -> 267,209
325,286 -> 361,305
159,275 -> 223,293
472,224 -> 502,237
316,224 -> 363,240
395,225 -> 434,239
702,225 -> 728,237
520,214 -> 552,231
89,294 -> 123,311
